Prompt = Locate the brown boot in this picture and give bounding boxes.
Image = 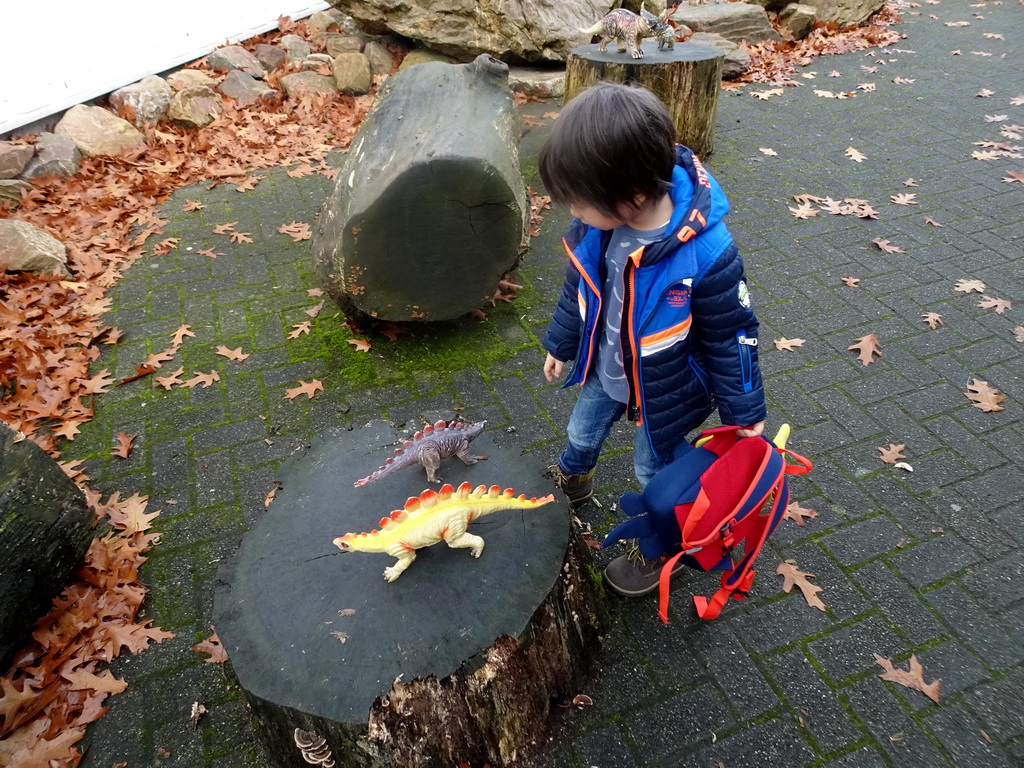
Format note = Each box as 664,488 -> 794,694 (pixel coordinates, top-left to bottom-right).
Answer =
548,465 -> 595,509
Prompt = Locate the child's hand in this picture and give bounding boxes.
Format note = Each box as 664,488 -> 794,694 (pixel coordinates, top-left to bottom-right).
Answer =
736,421 -> 765,438
544,354 -> 565,382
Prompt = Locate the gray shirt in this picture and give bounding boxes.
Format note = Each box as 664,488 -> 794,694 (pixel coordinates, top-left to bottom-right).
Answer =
595,222 -> 669,403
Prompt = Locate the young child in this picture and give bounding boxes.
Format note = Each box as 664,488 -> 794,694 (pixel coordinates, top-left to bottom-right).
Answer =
539,83 -> 767,596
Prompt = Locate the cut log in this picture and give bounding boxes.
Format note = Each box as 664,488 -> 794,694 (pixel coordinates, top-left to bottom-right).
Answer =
0,423 -> 92,670
565,40 -> 724,157
312,54 -> 530,323
214,423 -> 606,768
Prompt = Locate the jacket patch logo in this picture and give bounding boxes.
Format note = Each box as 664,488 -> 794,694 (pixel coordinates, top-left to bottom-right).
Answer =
738,281 -> 751,308
666,287 -> 691,308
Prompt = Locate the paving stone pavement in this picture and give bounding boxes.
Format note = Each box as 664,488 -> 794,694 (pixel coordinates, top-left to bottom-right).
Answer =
68,2 -> 1024,766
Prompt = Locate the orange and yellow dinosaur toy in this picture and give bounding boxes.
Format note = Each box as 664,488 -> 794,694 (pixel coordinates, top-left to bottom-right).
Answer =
333,482 -> 555,581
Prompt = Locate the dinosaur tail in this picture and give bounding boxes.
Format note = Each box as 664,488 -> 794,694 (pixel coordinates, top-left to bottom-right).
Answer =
354,448 -> 420,487
579,22 -> 604,35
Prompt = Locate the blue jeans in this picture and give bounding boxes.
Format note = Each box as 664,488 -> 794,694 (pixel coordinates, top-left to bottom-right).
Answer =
559,376 -> 670,488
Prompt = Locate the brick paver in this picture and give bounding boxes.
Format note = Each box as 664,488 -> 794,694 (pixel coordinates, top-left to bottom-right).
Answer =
69,2 -> 1023,765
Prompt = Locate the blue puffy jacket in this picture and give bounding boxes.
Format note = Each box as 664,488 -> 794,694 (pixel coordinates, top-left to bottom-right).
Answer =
542,146 -> 767,458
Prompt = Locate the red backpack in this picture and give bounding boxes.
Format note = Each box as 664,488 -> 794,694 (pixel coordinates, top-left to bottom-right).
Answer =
603,425 -> 812,622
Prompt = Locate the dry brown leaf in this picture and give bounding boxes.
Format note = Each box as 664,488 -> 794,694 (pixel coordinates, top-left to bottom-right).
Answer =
923,215 -> 943,227
878,443 -> 907,464
288,321 -> 312,338
1013,326 -> 1024,343
215,345 -> 250,361
922,312 -> 944,329
751,88 -> 785,100
964,379 -> 1005,412
759,147 -> 778,156
154,367 -> 185,390
307,288 -> 324,297
277,221 -> 312,242
197,248 -> 223,259
893,77 -> 916,84
171,324 -> 196,346
285,379 -> 324,400
977,88 -> 995,97
904,178 -> 918,186
348,338 -> 371,352
111,432 -> 135,459
789,201 -> 819,219
783,502 -> 818,526
229,231 -> 254,244
978,296 -> 1012,314
776,559 -> 826,611
845,146 -> 868,163
305,300 -> 325,318
874,654 -> 941,703
954,279 -> 987,293
183,200 -> 206,211
184,370 -> 220,389
1002,170 -> 1024,183
841,277 -> 861,287
872,238 -> 906,254
265,481 -> 282,508
774,337 -> 806,351
890,193 -> 918,205
849,333 -> 883,366
82,369 -> 117,395
191,629 -> 228,663
211,222 -> 237,235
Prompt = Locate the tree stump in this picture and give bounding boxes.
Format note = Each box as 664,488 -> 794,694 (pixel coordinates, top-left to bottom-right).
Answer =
312,54 -> 530,323
565,41 -> 724,157
214,423 -> 606,768
0,423 -> 92,670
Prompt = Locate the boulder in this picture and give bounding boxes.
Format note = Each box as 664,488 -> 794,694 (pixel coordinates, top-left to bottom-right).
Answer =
687,32 -> 750,79
0,180 -> 31,206
800,0 -> 883,25
779,3 -> 816,38
167,69 -> 219,90
0,422 -> 92,670
168,86 -> 223,128
508,67 -> 566,99
218,70 -> 277,105
280,71 -> 338,98
207,45 -> 263,78
312,55 -> 529,322
308,8 -> 348,41
327,33 -> 365,57
303,53 -> 336,70
281,34 -> 312,65
364,40 -> 394,76
671,2 -> 781,44
21,133 -> 81,179
254,43 -> 287,72
109,75 -> 173,127
0,142 -> 33,179
0,219 -> 69,276
332,53 -> 373,94
398,48 -> 455,71
326,0 -> 609,62
54,105 -> 146,158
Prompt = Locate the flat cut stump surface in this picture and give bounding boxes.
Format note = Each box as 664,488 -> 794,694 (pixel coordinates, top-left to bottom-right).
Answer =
214,422 -> 593,766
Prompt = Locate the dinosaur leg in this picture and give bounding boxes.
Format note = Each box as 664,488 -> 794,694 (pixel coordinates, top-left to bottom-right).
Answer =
420,446 -> 442,483
630,36 -> 644,58
597,36 -> 610,52
616,36 -> 628,52
445,531 -> 486,559
383,548 -> 417,581
455,444 -> 488,466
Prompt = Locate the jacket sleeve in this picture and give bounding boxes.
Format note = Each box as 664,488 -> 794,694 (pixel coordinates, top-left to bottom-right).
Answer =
542,263 -> 583,362
689,244 -> 768,427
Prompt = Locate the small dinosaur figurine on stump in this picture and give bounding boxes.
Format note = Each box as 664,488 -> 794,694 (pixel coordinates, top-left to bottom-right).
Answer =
334,482 -> 555,581
580,3 -> 674,59
354,420 -> 486,487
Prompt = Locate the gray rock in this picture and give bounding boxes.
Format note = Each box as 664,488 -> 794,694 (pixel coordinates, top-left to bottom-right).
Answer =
327,34 -> 365,57
0,219 -> 69,276
0,422 -> 92,670
508,67 -> 566,99
747,0 -> 789,13
798,0 -> 884,25
308,9 -> 346,40
398,48 -> 455,71
779,3 -> 816,38
218,70 -> 277,105
0,180 -> 31,205
303,53 -> 336,70
108,75 -> 173,126
168,86 -> 224,128
671,2 -> 781,44
281,34 -> 312,65
364,40 -> 394,76
21,133 -> 81,178
54,104 -> 146,158
0,142 -> 33,179
167,69 -> 219,90
687,32 -> 750,79
326,0 -> 609,62
208,45 -> 264,78
280,71 -> 338,98
255,43 -> 287,72
332,53 -> 373,94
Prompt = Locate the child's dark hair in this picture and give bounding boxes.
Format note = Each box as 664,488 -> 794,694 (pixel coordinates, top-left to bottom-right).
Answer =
539,83 -> 676,219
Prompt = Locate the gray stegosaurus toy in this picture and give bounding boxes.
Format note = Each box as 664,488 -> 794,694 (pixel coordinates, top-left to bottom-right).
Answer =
580,4 -> 675,59
354,420 -> 486,487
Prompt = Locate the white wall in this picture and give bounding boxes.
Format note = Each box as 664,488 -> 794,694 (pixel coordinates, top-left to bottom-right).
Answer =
0,0 -> 330,134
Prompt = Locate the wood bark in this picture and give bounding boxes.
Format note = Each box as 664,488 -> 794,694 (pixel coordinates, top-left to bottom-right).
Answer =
565,41 -> 724,157
215,424 -> 608,768
0,423 -> 92,670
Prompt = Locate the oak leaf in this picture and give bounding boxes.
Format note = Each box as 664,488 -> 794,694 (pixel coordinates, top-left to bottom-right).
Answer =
759,147 -> 778,156
171,324 -> 196,346
82,369 -> 117,394
288,321 -> 312,338
184,370 -> 220,389
212,222 -> 237,235
904,178 -> 918,186
215,345 -> 250,361
1002,170 -> 1024,184
154,367 -> 185,390
978,296 -> 1011,314
277,221 -> 312,241
53,420 -> 85,440
305,300 -> 325,318
776,560 -> 826,611
0,676 -> 39,733
152,237 -> 179,256
285,379 -> 324,400
849,333 -> 882,366
1012,95 -> 1024,106
985,114 -> 1008,122
144,347 -> 178,370
874,654 -> 941,703
892,77 -> 916,84
845,146 -> 867,163
1013,326 -> 1024,343
111,432 -> 135,459
229,231 -> 254,244
183,200 -> 206,211
964,379 -> 1005,412
191,629 -> 229,663
878,443 -> 907,464
954,279 -> 986,293
922,312 -> 943,329
265,481 -> 282,508
61,666 -> 128,695
841,277 -> 861,287
751,88 -> 784,100
789,201 -> 819,219
977,88 -> 995,97
348,338 -> 371,352
197,248 -> 223,259
872,238 -> 905,254
774,337 -> 806,351
923,215 -> 943,227
783,502 -> 818,526
890,193 -> 918,205
307,288 -> 324,297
